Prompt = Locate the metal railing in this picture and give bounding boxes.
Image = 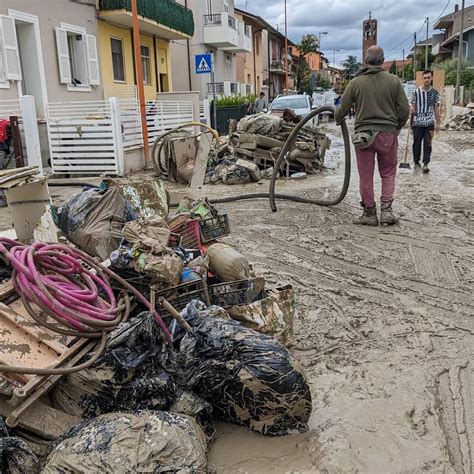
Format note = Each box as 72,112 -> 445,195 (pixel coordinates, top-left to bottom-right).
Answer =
270,60 -> 285,71
204,14 -> 222,26
228,15 -> 237,30
244,24 -> 251,37
207,82 -> 225,94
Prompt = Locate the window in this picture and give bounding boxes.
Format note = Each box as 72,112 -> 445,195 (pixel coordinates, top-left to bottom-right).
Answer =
0,14 -> 22,86
141,44 -> 151,84
55,23 -> 99,90
111,38 -> 125,82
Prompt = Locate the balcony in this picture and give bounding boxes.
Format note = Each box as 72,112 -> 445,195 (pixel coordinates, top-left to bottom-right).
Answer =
226,22 -> 252,53
203,12 -> 239,49
99,0 -> 194,40
270,59 -> 287,74
207,81 -> 253,97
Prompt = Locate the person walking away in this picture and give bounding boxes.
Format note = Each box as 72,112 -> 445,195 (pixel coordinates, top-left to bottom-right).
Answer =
254,92 -> 268,114
410,70 -> 440,173
335,46 -> 409,226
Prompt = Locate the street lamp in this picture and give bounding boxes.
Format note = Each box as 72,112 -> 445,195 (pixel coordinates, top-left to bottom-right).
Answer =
333,49 -> 340,67
318,31 -> 328,51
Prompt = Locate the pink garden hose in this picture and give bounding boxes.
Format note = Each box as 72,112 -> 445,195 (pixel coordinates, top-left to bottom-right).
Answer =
0,238 -> 172,375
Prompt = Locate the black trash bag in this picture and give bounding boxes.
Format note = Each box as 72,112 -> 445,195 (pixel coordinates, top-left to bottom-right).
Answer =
42,411 -> 208,473
159,300 -> 312,436
0,417 -> 39,474
51,313 -> 215,438
52,187 -> 136,260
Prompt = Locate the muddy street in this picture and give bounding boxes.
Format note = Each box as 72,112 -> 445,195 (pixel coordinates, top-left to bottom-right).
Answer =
201,126 -> 474,473
0,126 -> 472,473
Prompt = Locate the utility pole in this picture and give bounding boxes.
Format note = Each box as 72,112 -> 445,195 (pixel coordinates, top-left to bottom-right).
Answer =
413,32 -> 417,83
402,49 -> 405,82
284,0 -> 289,94
455,0 -> 466,104
425,17 -> 429,70
131,0 -> 149,163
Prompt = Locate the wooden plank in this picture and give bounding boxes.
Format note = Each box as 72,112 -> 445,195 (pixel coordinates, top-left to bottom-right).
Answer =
191,134 -> 211,188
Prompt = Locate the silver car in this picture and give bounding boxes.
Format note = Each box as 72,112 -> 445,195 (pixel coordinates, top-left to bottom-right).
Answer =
268,94 -> 319,126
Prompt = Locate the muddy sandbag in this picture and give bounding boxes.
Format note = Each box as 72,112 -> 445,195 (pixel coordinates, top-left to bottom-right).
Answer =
53,187 -> 136,260
228,285 -> 295,347
206,243 -> 251,282
0,417 -> 39,474
51,313 -> 214,438
237,113 -> 282,135
160,300 -> 312,436
42,411 -> 208,473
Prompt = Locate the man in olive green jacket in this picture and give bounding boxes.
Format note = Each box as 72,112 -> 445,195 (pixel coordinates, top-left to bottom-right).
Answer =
335,46 -> 410,225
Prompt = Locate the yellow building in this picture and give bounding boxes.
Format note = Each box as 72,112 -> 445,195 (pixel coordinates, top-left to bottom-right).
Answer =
97,0 -> 194,100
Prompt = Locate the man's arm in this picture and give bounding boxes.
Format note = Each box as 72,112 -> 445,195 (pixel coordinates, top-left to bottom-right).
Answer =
335,83 -> 354,125
396,82 -> 410,130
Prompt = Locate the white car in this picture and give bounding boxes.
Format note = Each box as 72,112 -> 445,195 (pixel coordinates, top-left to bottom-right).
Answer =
268,94 -> 319,126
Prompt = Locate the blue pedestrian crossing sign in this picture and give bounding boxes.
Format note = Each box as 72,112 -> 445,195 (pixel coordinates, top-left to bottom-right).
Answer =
195,53 -> 212,74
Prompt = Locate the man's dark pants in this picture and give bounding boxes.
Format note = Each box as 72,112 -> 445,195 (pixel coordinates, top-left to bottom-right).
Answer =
412,126 -> 434,165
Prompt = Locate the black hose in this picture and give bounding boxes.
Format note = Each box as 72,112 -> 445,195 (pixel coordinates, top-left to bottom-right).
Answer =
209,106 -> 351,212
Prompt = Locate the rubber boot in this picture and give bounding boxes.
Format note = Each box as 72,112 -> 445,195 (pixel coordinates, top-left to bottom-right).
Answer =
353,205 -> 378,226
380,201 -> 399,225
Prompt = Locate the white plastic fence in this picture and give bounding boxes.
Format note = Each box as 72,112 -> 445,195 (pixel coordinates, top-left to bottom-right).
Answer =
46,100 -> 121,175
0,99 -> 22,119
200,99 -> 211,126
46,97 -> 195,175
146,100 -> 194,146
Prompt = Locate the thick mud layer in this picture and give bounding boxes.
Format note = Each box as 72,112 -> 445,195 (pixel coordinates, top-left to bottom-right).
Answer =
202,127 -> 473,473
0,128 -> 471,473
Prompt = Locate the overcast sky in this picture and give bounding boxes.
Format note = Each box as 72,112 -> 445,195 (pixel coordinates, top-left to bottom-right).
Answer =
234,0 -> 474,66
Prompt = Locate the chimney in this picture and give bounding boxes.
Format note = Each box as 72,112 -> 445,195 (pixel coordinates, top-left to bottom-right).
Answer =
455,4 -> 459,12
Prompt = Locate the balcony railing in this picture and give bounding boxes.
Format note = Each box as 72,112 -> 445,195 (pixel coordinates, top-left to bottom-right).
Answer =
207,82 -> 225,94
270,59 -> 286,71
99,0 -> 194,36
204,13 -> 222,26
228,15 -> 237,30
244,24 -> 251,37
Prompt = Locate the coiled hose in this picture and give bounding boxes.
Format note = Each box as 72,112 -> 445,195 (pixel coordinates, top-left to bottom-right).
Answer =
209,106 -> 351,211
0,238 -> 172,375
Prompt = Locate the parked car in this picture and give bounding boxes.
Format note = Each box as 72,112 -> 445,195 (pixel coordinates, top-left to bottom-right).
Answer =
268,94 -> 319,126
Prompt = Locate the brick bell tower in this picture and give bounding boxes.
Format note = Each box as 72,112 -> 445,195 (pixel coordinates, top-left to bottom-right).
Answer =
362,12 -> 377,63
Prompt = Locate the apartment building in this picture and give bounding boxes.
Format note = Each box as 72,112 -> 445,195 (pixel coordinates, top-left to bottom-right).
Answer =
97,0 -> 194,100
0,0 -> 102,119
432,4 -> 474,64
171,0 -> 252,99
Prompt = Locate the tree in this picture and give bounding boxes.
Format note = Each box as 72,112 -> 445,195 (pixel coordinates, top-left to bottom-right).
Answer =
316,74 -> 332,90
415,47 -> 435,71
342,55 -> 362,79
296,34 -> 319,94
389,60 -> 397,75
437,59 -> 474,88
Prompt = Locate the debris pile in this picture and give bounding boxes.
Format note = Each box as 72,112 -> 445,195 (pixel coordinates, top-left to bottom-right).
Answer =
0,179 -> 309,471
443,112 -> 474,131
207,113 -> 330,185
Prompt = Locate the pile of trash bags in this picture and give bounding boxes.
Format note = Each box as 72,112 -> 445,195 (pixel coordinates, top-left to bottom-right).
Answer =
2,177 -> 311,472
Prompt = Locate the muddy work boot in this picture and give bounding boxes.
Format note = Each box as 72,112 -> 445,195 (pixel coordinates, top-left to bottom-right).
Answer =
353,206 -> 378,226
380,201 -> 399,225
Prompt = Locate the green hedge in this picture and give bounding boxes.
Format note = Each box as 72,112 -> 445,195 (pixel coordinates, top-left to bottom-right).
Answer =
99,0 -> 194,37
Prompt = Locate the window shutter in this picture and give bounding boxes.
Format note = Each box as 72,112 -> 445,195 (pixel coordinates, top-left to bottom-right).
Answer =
55,27 -> 71,84
86,34 -> 100,86
0,15 -> 21,81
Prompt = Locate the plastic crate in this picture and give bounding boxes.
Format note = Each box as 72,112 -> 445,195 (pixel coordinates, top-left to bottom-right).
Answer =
209,278 -> 265,309
200,214 -> 230,243
169,218 -> 203,250
154,278 -> 210,318
167,232 -> 181,248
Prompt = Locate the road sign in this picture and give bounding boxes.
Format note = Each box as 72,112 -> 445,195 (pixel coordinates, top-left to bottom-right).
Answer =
195,53 -> 212,74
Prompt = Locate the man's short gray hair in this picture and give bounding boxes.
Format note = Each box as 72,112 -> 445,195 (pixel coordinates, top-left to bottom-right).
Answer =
365,46 -> 384,66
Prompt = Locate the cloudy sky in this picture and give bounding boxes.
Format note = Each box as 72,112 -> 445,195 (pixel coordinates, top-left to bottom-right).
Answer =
234,0 -> 473,66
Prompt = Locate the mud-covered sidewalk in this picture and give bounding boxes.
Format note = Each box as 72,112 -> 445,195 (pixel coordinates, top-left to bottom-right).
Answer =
0,127 -> 472,472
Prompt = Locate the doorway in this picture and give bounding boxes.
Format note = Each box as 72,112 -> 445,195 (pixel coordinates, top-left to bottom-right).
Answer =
8,10 -> 47,119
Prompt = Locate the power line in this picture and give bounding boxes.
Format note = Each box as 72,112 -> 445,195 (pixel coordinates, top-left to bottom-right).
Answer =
431,0 -> 451,24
